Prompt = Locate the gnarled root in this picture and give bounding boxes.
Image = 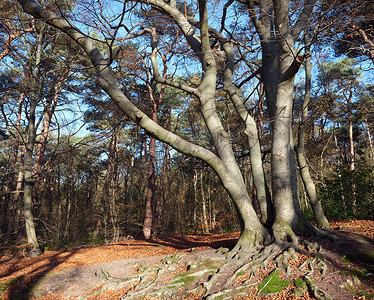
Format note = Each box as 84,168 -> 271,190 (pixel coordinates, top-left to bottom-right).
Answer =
224,227 -> 271,261
304,275 -> 333,300
203,237 -> 329,298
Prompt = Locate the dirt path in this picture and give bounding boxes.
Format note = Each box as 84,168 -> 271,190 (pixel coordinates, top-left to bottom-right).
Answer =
1,221 -> 373,299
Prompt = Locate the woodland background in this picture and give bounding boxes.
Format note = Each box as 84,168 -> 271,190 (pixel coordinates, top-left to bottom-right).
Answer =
0,0 -> 373,250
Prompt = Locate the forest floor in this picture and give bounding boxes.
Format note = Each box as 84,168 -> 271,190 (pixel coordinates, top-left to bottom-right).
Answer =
0,220 -> 373,300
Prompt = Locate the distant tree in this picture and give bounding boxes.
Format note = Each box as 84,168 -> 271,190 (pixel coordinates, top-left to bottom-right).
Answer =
318,0 -> 374,64
316,58 -> 362,170
0,0 -> 84,255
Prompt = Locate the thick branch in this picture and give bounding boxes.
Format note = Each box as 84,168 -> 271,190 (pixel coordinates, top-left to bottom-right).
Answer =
353,24 -> 374,64
143,28 -> 199,96
133,0 -> 202,55
291,0 -> 317,38
280,53 -> 311,82
16,0 -> 224,169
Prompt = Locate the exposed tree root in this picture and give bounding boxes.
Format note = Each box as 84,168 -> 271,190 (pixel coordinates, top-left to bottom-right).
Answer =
76,238 -> 332,299
304,275 -> 333,300
201,238 -> 330,298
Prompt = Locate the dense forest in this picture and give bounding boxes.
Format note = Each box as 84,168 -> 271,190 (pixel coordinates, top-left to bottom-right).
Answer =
0,0 -> 373,259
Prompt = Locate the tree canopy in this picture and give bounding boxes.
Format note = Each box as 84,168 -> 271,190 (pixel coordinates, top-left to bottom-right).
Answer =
0,2 -> 372,292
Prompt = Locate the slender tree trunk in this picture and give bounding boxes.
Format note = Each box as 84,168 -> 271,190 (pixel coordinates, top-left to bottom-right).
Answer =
364,118 -> 374,161
110,132 -> 120,242
297,41 -> 329,229
24,99 -> 41,256
156,125 -> 171,233
142,30 -> 167,239
200,171 -> 209,234
143,135 -> 156,239
1,93 -> 24,235
32,85 -> 60,201
219,30 -> 273,227
142,77 -> 159,239
193,167 -> 198,231
9,143 -> 26,236
23,30 -> 44,257
95,134 -> 113,240
347,92 -> 355,171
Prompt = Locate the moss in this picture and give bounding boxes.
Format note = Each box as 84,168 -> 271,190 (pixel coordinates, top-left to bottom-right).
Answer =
136,265 -> 159,274
293,278 -> 307,297
272,220 -> 296,241
357,291 -> 374,299
172,275 -> 196,286
161,253 -> 185,265
341,254 -> 352,264
202,259 -> 220,270
294,278 -> 305,288
257,269 -> 290,296
236,271 -> 246,278
339,269 -> 372,280
361,250 -> 374,265
174,269 -> 191,279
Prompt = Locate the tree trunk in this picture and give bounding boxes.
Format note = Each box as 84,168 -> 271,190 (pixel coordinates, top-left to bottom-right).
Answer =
17,0 -> 319,252
200,171 -> 209,234
8,142 -> 26,236
142,74 -> 160,239
198,22 -> 273,227
348,92 -> 355,171
197,1 -> 269,248
143,135 -> 156,240
23,29 -> 44,257
364,118 -> 374,161
1,93 -> 24,236
297,41 -> 329,229
32,85 -> 60,202
24,99 -> 41,256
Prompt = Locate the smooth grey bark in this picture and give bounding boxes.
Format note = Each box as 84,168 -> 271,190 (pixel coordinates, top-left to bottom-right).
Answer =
17,0 -> 269,249
195,0 -> 269,247
297,41 -> 330,230
191,18 -> 273,227
246,0 -> 318,240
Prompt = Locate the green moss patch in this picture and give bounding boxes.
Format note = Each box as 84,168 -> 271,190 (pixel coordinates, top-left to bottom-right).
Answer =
172,275 -> 196,286
235,270 -> 246,278
257,269 -> 290,296
202,259 -> 220,270
292,278 -> 308,297
357,291 -> 374,299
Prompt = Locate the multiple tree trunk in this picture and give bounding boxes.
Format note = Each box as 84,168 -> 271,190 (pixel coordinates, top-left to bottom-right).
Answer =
14,0 -> 331,254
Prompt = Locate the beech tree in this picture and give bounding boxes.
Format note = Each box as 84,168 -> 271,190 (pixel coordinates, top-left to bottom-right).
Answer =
16,0 -> 330,270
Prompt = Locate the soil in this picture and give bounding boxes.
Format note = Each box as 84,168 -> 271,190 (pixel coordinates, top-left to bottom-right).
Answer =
0,220 -> 373,300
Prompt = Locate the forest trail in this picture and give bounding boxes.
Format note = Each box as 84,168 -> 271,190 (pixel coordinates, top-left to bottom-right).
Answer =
1,220 -> 373,300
